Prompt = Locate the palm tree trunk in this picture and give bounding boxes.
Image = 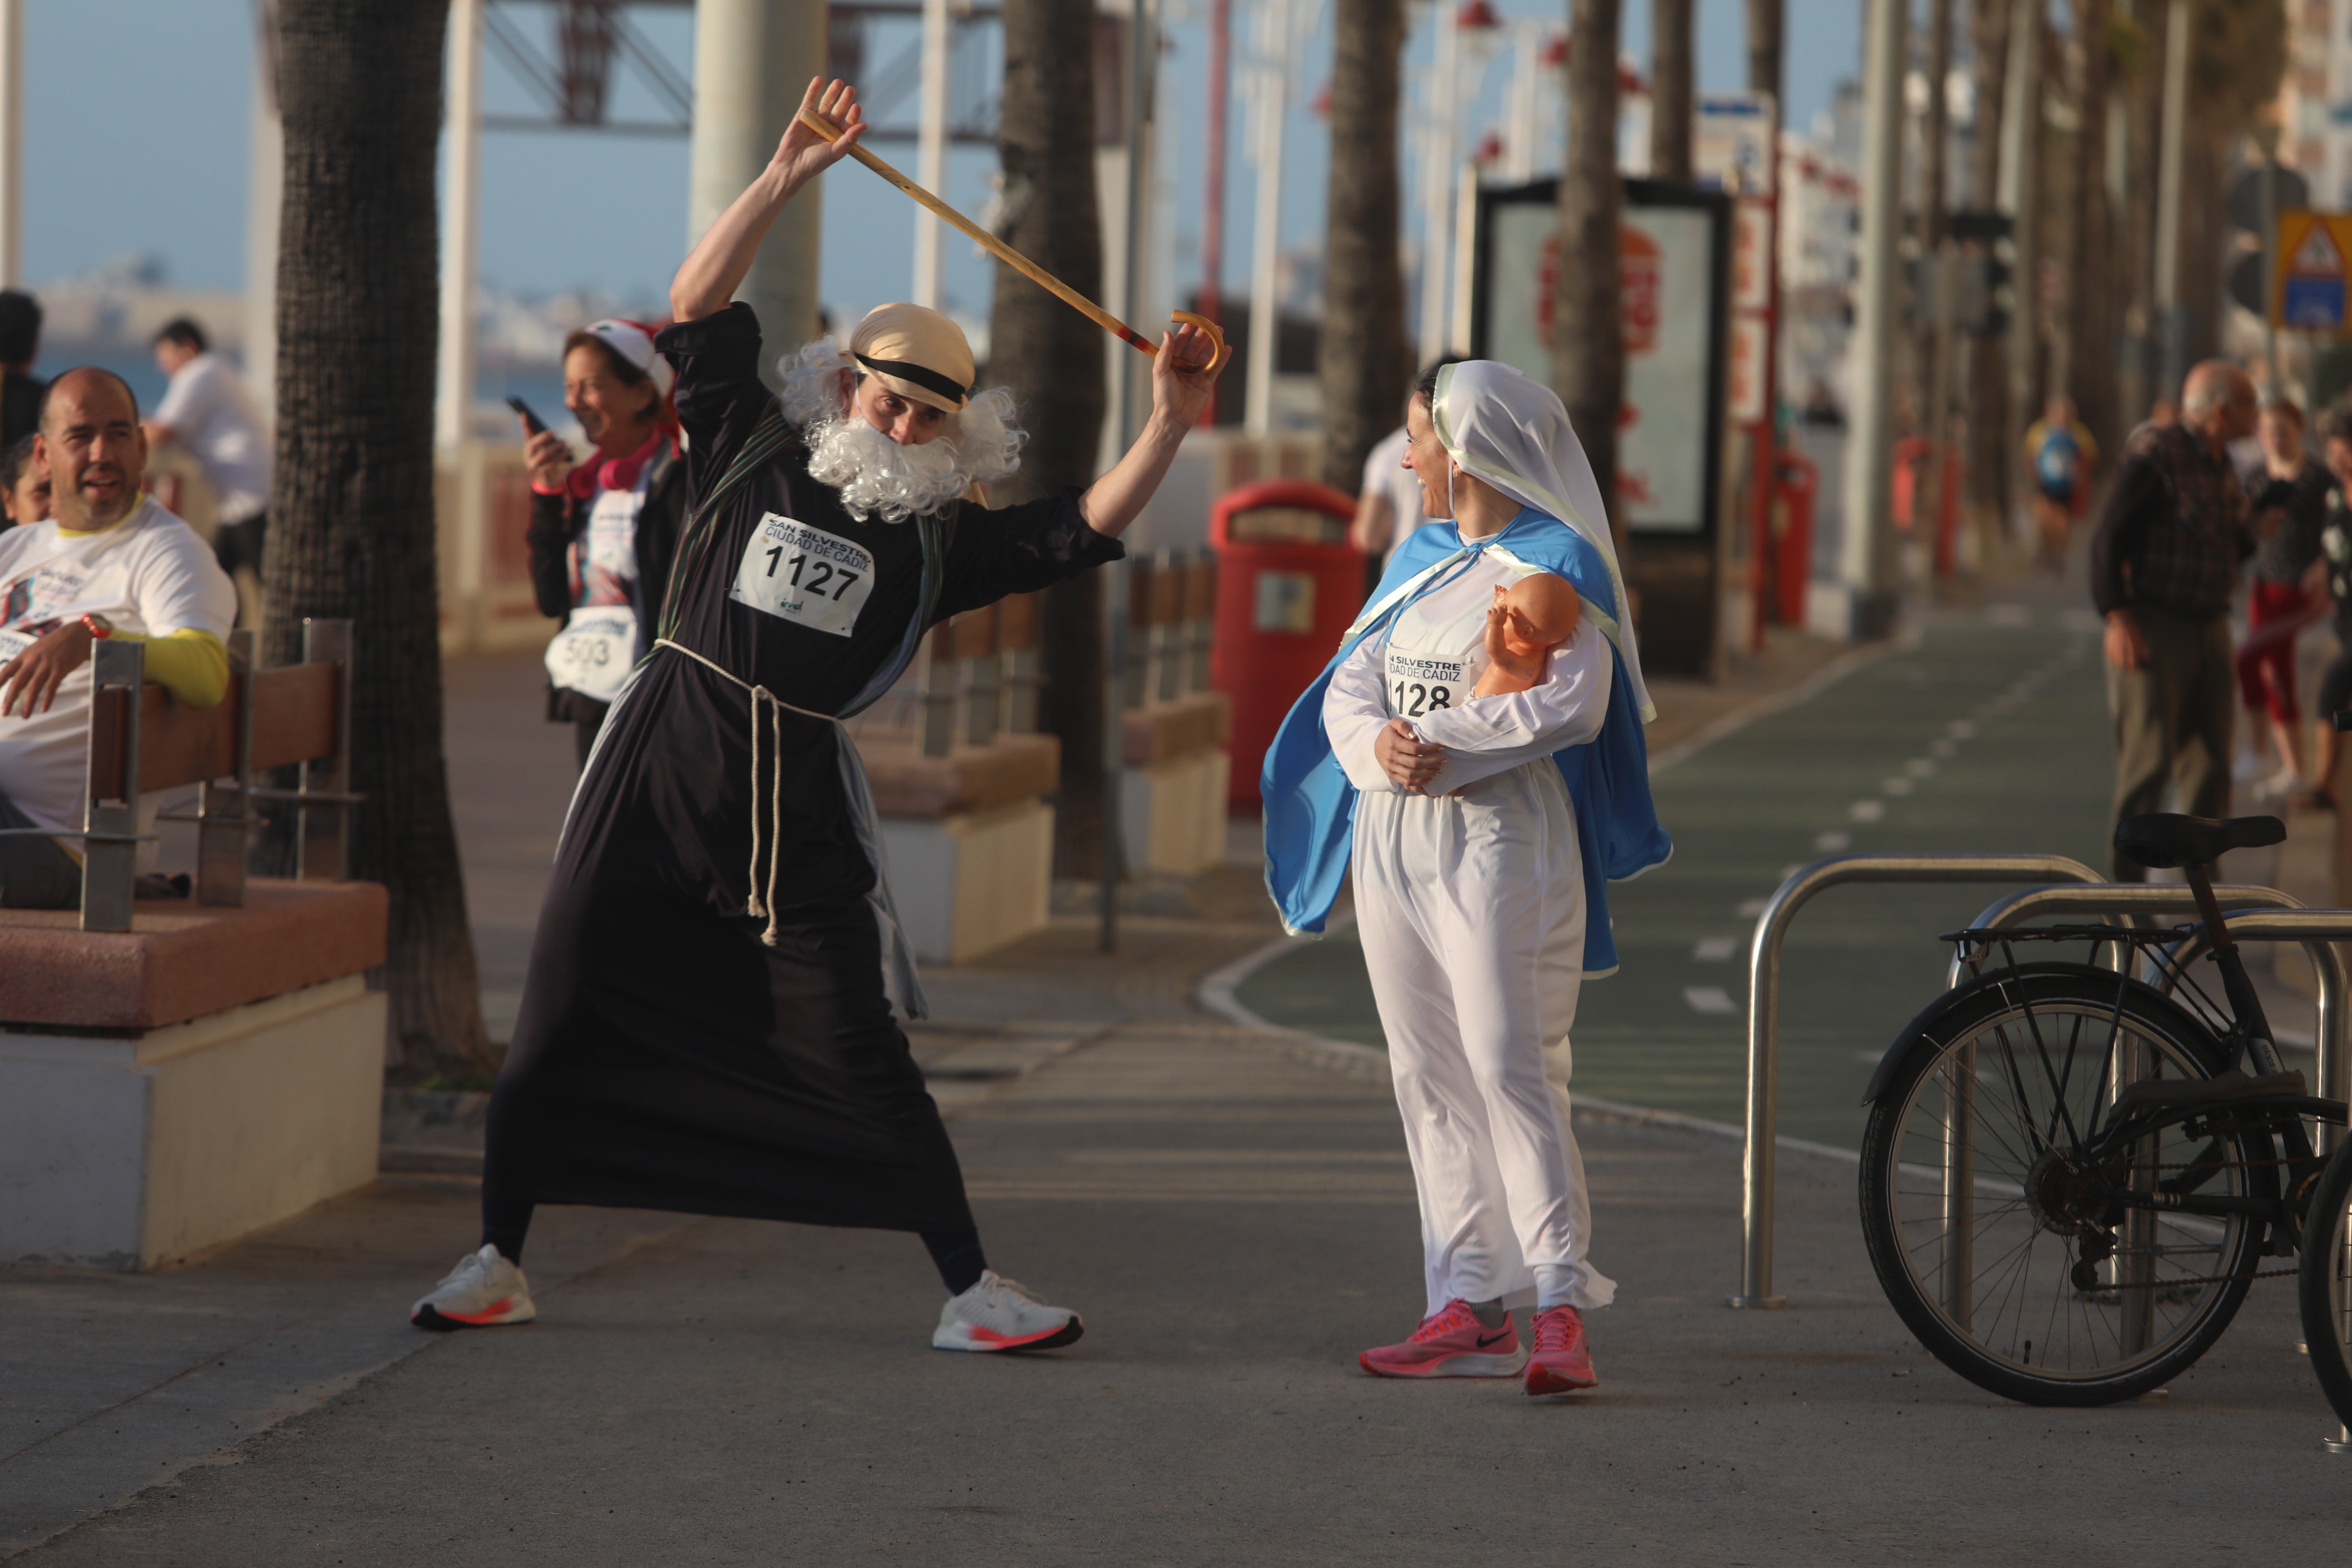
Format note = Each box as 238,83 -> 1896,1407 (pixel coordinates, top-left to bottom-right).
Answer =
1650,0 -> 1694,182
1965,0 -> 2014,534
1320,0 -> 1410,492
266,0 -> 492,1082
1745,0 -> 1782,111
2065,0 -> 2118,452
1555,0 -> 1623,541
991,0 -> 1109,874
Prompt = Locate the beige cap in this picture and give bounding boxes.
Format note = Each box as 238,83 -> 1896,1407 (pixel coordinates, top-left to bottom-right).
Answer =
848,302 -> 976,414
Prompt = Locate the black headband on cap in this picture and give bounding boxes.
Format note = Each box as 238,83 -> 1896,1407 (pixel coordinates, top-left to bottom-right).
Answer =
854,352 -> 972,407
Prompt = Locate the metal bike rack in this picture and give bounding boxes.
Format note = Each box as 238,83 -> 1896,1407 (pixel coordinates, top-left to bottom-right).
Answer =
1732,854 -> 2108,1310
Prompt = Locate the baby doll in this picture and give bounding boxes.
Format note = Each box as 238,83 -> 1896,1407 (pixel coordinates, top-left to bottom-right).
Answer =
1472,571 -> 1582,698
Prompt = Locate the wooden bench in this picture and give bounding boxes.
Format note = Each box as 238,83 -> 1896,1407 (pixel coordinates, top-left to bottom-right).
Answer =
0,620 -> 390,1270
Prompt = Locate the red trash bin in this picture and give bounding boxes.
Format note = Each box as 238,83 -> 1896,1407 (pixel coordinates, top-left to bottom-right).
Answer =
1209,478 -> 1365,810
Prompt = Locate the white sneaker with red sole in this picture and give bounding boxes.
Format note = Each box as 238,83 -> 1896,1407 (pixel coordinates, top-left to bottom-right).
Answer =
932,1270 -> 1084,1352
410,1244 -> 537,1331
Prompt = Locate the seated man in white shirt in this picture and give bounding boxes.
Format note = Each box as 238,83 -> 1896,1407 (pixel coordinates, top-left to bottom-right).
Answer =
0,368 -> 238,908
144,317 -> 271,617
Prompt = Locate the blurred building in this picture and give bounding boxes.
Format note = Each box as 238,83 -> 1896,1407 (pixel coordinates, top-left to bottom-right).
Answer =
2280,0 -> 2352,204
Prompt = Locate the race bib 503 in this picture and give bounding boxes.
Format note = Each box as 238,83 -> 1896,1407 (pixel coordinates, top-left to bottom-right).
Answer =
728,514 -> 875,639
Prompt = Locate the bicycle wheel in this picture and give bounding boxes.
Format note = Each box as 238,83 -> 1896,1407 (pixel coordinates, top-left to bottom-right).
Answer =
1859,964 -> 2273,1406
2297,1134 -> 2352,1434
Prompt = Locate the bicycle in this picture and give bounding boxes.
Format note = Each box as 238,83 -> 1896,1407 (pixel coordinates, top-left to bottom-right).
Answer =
1857,811 -> 2348,1406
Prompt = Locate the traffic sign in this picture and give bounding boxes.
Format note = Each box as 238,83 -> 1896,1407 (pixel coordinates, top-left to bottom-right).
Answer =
2273,209 -> 2352,333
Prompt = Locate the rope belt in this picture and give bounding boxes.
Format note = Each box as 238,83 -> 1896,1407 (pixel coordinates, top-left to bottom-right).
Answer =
651,636 -> 929,1018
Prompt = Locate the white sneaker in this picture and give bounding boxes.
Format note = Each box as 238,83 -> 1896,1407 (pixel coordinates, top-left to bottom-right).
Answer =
2254,767 -> 2305,802
410,1243 -> 537,1331
932,1269 -> 1084,1353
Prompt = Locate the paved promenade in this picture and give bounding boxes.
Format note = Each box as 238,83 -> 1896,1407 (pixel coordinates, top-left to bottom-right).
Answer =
5,609 -> 2350,1563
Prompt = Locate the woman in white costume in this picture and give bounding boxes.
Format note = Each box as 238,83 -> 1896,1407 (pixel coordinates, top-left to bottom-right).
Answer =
1308,360 -> 1663,1395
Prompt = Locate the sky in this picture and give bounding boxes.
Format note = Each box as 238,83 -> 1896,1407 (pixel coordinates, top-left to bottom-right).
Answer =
18,0 -> 1865,327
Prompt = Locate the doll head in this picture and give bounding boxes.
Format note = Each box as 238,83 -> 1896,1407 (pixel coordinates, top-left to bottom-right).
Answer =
1495,572 -> 1581,658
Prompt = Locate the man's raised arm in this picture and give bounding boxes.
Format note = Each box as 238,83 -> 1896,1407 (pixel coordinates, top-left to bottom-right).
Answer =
669,77 -> 866,324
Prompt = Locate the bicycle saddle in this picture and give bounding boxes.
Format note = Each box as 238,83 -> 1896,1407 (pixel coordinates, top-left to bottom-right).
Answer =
2113,812 -> 2285,869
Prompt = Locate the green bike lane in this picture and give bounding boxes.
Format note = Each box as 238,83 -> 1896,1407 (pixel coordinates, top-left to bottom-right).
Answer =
1234,601 -> 2112,1150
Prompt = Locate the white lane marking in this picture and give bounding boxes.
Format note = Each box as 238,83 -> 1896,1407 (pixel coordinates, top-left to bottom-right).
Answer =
1930,738 -> 1958,758
1736,897 -> 1769,918
1685,986 -> 1739,1015
1849,799 -> 1885,822
1814,831 -> 1851,851
1692,936 -> 1740,962
1881,777 -> 1915,796
1948,720 -> 1977,739
1905,758 -> 1936,776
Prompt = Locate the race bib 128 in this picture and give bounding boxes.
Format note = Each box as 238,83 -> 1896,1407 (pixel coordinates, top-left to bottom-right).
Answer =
1384,648 -> 1465,720
728,513 -> 875,638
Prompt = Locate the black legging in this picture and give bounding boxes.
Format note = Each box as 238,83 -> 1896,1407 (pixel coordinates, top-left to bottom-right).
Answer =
478,1196 -> 988,1296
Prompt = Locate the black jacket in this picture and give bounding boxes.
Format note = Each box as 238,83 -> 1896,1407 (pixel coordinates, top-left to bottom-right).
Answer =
525,439 -> 688,722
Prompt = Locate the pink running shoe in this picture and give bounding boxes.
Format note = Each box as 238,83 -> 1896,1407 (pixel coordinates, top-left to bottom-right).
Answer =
1359,1299 -> 1524,1378
1523,1304 -> 1598,1394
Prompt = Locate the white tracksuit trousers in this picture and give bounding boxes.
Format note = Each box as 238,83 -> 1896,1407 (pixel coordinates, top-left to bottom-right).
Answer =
1325,563 -> 1619,1315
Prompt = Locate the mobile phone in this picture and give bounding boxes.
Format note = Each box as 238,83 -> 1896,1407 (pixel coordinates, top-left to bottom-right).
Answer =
505,395 -> 549,436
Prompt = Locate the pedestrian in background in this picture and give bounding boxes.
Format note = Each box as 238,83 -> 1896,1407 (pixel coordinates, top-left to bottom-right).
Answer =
2024,396 -> 2095,574
2233,396 -> 2330,797
0,291 -> 46,448
144,318 -> 272,625
522,318 -> 687,766
1350,359 -> 1461,588
2297,406 -> 2352,811
2092,360 -> 2262,880
0,435 -> 46,530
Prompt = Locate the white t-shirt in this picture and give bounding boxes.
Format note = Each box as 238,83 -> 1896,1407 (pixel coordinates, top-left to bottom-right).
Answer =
0,497 -> 237,839
154,354 -> 272,524
1324,552 -> 1611,799
1361,426 -> 1433,567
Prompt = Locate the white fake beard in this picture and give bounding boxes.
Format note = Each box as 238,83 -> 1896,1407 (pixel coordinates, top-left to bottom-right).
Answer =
803,416 -> 974,524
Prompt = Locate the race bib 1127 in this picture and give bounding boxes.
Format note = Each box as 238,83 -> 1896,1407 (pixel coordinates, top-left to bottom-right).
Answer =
728,513 -> 875,639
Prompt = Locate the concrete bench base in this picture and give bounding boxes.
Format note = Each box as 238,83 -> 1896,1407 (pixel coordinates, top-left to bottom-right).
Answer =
0,977 -> 386,1270
1121,747 -> 1231,876
879,798 -> 1055,965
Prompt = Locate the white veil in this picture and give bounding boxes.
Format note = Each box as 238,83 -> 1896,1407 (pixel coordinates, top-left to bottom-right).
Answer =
1431,359 -> 1653,722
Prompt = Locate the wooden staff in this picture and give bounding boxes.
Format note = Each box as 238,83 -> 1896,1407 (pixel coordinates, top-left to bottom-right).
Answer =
796,107 -> 1226,371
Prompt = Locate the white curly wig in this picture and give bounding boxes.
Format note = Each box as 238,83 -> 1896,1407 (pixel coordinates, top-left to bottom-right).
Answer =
775,337 -> 1025,523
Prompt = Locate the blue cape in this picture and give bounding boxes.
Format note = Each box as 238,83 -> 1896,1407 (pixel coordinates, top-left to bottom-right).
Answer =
1259,509 -> 1671,974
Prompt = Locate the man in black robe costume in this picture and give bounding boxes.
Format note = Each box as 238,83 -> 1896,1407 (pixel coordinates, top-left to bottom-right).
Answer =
410,79 -> 1223,1352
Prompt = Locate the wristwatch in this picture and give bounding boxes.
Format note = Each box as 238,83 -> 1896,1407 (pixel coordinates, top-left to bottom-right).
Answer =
80,613 -> 114,640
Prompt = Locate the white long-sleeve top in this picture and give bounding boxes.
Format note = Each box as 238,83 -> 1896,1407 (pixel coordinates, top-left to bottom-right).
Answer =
1323,556 -> 1612,799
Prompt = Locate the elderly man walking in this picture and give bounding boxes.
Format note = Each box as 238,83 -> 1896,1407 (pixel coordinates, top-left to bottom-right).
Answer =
2091,359 -> 2260,880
